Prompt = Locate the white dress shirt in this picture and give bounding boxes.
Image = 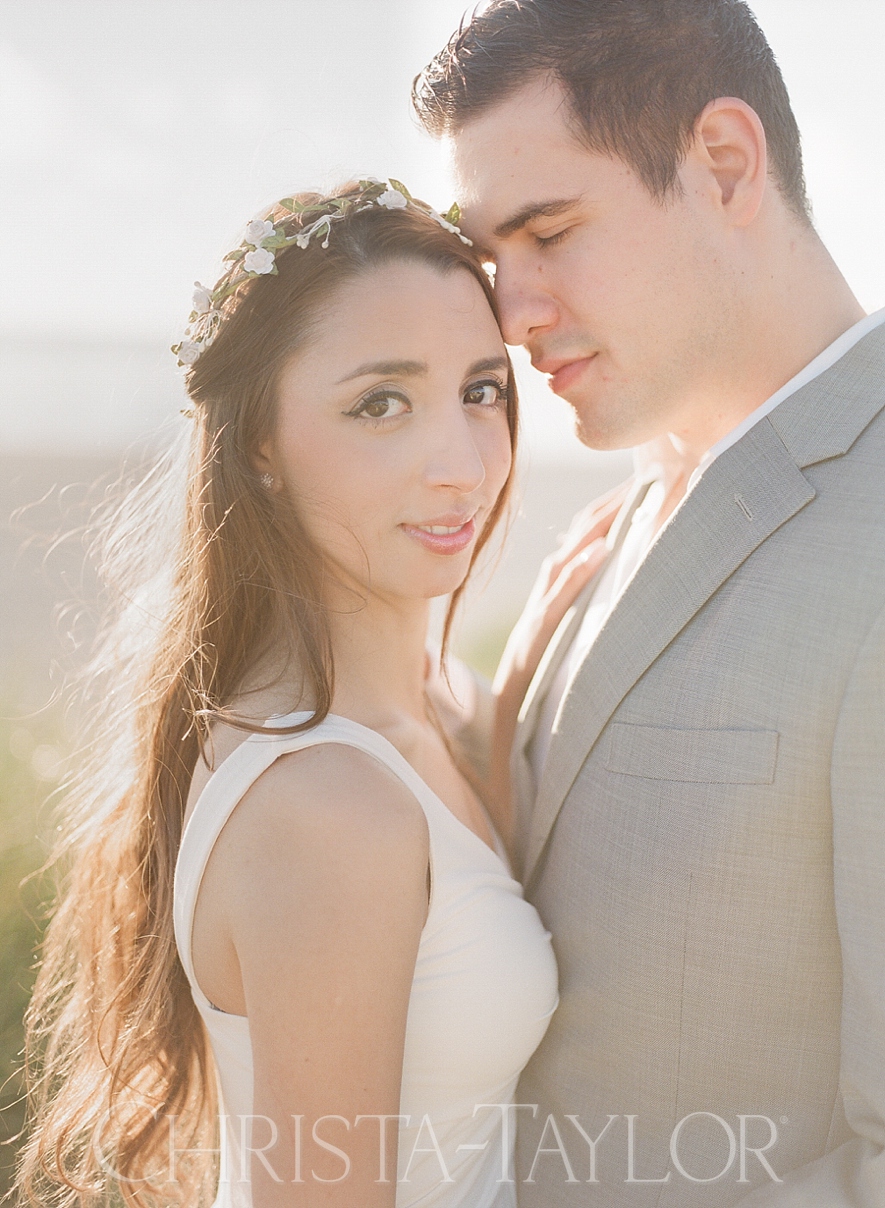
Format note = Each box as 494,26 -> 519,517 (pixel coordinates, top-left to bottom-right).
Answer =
528,306 -> 885,785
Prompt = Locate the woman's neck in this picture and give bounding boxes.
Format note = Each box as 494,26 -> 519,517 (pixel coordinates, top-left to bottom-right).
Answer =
226,589 -> 433,732
327,591 -> 433,732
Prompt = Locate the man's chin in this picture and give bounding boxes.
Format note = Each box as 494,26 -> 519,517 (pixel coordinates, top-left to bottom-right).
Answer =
571,410 -> 641,453
551,375 -> 639,452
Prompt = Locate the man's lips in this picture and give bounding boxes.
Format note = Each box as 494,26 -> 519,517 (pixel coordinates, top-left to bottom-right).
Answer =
533,354 -> 598,395
399,515 -> 477,555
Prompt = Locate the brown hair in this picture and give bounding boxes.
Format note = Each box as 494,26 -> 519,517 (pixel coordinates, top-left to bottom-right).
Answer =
14,188 -> 517,1207
413,0 -> 811,223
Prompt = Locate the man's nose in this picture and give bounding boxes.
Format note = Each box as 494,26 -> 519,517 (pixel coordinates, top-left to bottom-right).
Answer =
494,260 -> 559,348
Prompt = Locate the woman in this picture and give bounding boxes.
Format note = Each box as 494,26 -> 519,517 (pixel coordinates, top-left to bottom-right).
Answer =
15,179 -> 600,1208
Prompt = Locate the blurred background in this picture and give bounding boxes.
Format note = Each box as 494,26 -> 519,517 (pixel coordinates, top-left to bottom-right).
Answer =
1,0 -> 883,1195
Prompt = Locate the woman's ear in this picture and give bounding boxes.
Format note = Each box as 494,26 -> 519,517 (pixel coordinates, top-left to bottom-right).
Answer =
251,440 -> 280,492
688,97 -> 768,228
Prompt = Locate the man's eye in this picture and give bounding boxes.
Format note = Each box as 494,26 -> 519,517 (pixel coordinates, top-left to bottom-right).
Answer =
534,228 -> 570,248
464,379 -> 508,408
349,391 -> 410,420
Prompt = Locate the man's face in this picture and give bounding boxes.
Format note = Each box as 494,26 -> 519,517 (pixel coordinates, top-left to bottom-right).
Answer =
450,78 -> 739,451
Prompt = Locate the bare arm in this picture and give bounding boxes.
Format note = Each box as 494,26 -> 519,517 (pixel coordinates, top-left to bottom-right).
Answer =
222,743 -> 430,1207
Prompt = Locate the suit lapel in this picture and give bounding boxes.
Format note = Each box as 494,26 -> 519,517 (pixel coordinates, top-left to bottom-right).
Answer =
522,417 -> 816,883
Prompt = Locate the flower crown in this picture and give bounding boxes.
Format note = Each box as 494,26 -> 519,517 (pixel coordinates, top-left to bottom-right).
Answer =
172,178 -> 472,368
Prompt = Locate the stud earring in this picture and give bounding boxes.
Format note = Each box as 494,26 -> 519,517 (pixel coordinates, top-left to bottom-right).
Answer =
260,472 -> 274,490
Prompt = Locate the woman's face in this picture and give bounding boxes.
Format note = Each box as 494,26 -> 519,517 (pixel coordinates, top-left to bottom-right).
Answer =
264,259 -> 513,606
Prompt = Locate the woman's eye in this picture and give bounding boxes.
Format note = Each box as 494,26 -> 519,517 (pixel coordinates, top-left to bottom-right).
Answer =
350,391 -> 410,420
464,379 -> 508,408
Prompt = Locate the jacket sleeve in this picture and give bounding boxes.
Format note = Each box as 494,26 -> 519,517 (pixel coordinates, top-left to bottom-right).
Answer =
735,601 -> 885,1205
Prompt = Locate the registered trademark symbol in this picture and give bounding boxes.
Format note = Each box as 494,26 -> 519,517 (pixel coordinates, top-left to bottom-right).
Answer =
780,1116 -> 789,1125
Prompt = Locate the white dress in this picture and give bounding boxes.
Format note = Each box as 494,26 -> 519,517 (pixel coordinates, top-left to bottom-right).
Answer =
173,712 -> 559,1208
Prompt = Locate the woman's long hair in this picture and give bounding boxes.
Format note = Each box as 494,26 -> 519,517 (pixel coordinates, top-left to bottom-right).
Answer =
14,190 -> 518,1207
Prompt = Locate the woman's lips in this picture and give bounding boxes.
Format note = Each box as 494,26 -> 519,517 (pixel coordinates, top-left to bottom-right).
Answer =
549,355 -> 597,395
399,516 -> 476,555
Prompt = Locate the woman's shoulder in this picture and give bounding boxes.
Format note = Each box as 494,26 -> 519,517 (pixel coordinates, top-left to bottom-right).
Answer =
197,730 -> 431,914
237,736 -> 430,839
211,738 -> 431,987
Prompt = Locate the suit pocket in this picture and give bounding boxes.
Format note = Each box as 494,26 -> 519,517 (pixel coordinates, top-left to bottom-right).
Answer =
605,723 -> 779,784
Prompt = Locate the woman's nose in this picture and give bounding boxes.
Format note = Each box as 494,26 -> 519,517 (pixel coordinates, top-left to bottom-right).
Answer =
422,405 -> 487,494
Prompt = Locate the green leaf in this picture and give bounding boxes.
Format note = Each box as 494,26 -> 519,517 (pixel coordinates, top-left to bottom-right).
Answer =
224,247 -> 246,262
388,178 -> 412,200
443,202 -> 461,226
278,198 -> 297,212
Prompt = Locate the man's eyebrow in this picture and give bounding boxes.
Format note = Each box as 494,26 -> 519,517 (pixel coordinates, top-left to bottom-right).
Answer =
493,197 -> 582,239
337,358 -> 427,384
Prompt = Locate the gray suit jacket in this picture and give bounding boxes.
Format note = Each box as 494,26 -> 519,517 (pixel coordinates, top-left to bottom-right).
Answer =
511,322 -> 885,1206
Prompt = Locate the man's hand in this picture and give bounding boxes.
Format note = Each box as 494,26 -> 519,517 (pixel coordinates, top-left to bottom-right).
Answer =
492,480 -> 630,703
487,479 -> 632,848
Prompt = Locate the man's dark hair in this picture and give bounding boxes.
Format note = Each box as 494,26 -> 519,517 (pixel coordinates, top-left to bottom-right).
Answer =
413,0 -> 811,223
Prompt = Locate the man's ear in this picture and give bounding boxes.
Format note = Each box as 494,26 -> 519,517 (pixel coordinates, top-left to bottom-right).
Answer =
688,97 -> 768,227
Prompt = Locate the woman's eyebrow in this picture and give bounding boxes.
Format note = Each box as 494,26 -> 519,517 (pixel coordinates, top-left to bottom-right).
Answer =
337,358 -> 427,383
338,356 -> 508,384
466,356 -> 510,375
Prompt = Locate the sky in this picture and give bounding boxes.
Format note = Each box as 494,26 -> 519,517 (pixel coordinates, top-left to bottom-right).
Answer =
1,0 -> 884,455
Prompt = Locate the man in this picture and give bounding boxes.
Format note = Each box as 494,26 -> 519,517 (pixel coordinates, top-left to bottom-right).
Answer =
414,1 -> 884,1205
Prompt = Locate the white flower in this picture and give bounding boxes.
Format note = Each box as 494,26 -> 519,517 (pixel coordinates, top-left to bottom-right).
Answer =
428,208 -> 458,234
426,207 -> 474,245
244,218 -> 276,247
295,214 -> 335,250
376,188 -> 408,210
244,247 -> 275,274
192,282 -> 213,314
177,340 -> 203,365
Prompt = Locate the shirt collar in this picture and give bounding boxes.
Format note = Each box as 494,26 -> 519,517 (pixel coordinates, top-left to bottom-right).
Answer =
683,306 -> 885,494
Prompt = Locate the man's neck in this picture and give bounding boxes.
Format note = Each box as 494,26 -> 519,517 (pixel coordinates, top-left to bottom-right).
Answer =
668,225 -> 866,465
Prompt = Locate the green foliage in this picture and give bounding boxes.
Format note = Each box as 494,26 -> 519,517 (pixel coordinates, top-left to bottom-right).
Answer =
442,202 -> 461,226
0,707 -> 65,1204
